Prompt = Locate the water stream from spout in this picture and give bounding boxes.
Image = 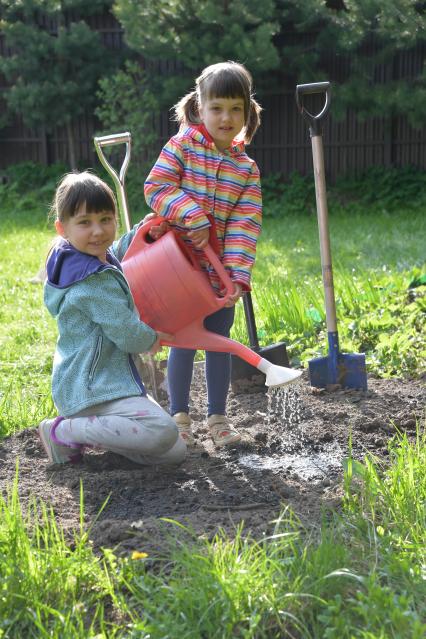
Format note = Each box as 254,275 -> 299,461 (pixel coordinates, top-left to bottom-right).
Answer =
266,385 -> 307,453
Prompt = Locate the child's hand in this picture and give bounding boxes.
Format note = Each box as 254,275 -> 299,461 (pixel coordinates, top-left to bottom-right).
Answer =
143,212 -> 169,240
187,227 -> 210,249
149,331 -> 174,354
224,283 -> 243,307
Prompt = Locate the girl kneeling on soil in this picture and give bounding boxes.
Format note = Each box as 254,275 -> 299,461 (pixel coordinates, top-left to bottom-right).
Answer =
144,61 -> 263,448
39,171 -> 186,466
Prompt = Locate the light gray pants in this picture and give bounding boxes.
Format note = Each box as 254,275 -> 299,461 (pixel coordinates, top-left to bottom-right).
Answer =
55,395 -> 186,466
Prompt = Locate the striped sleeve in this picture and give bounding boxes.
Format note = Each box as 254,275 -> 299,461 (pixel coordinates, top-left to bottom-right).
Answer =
222,162 -> 262,291
144,137 -> 210,231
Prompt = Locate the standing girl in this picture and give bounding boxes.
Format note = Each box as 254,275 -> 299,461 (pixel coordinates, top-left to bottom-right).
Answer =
144,61 -> 263,448
39,171 -> 186,466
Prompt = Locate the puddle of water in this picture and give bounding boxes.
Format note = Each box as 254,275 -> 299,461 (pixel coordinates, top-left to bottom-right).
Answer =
239,443 -> 343,482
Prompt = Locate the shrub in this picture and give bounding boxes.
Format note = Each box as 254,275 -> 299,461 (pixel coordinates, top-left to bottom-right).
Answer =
261,166 -> 426,218
334,165 -> 426,211
261,171 -> 317,217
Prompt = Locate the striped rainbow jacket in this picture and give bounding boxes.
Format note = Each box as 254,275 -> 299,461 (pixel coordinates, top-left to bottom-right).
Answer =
144,125 -> 262,292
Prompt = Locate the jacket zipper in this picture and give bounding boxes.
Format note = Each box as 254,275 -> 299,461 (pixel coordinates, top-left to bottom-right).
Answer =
88,335 -> 103,389
128,355 -> 144,393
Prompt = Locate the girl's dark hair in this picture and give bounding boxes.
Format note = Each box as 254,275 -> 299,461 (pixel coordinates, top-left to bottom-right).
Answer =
52,171 -> 117,222
173,61 -> 262,143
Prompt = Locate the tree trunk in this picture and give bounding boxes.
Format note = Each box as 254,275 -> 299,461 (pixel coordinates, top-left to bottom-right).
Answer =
66,120 -> 77,170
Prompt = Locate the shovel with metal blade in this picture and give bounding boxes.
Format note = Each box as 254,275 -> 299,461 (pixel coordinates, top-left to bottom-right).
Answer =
94,131 -> 161,400
296,82 -> 367,390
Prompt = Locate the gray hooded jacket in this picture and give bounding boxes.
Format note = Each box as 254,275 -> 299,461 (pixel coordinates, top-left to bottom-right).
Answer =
44,239 -> 157,417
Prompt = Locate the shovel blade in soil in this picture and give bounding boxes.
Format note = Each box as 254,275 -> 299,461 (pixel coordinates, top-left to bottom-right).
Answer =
309,352 -> 367,390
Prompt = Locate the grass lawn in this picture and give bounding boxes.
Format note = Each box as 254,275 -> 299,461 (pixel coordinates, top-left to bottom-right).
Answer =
235,208 -> 426,377
1,428 -> 425,637
0,167 -> 425,637
2,192 -> 424,435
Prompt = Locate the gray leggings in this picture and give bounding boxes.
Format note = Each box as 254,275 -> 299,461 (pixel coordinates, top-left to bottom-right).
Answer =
56,395 -> 186,466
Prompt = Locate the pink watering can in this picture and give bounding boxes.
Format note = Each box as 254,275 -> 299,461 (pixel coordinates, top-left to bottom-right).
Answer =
122,217 -> 301,388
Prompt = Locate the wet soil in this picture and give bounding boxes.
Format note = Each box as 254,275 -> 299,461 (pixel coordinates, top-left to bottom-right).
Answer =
0,363 -> 424,556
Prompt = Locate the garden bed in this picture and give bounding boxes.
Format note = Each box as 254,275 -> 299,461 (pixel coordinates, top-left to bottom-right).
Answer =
0,365 -> 423,556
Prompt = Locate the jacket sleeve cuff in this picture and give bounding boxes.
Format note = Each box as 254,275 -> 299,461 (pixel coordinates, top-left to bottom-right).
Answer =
229,270 -> 252,292
182,209 -> 211,230
234,279 -> 251,293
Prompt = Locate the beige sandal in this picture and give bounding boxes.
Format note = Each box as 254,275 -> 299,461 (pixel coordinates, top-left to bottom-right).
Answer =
208,414 -> 241,448
173,412 -> 195,446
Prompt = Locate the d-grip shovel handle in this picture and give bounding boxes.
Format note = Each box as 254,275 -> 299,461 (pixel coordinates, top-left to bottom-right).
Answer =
94,132 -> 132,232
296,81 -> 337,334
124,216 -> 235,306
295,82 -> 331,136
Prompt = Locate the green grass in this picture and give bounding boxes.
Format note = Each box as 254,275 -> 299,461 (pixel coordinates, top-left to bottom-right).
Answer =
0,165 -> 425,637
0,469 -> 118,637
1,430 -> 425,637
234,209 -> 426,377
0,205 -> 57,437
0,176 -> 425,435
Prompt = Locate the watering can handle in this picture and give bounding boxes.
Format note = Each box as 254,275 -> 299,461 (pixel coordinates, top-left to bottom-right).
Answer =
295,82 -> 331,137
124,217 -> 235,305
202,244 -> 235,303
94,132 -> 132,232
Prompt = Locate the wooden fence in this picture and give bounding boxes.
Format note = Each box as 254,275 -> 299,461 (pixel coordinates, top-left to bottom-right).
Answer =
1,11 -> 425,181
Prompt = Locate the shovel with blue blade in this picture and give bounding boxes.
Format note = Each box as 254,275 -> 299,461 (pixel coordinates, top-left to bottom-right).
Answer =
296,82 -> 367,391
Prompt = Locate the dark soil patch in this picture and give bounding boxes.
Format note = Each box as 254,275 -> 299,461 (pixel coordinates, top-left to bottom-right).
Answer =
0,364 -> 424,556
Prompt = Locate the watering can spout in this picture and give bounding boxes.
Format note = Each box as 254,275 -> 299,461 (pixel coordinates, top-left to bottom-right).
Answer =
257,358 -> 303,388
160,324 -> 302,389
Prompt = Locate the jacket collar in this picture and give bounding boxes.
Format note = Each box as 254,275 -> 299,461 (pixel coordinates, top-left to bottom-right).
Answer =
46,239 -> 122,289
182,124 -> 246,156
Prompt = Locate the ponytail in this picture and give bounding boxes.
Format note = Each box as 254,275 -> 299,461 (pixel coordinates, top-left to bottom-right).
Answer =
244,97 -> 262,143
173,90 -> 200,127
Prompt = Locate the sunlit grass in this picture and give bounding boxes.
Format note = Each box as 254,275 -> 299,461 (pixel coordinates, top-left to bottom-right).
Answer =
233,210 -> 426,375
0,205 -> 58,435
256,209 -> 426,277
0,468 -> 121,638
0,182 -> 425,639
3,426 -> 425,638
1,190 -> 425,434
345,427 -> 426,557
